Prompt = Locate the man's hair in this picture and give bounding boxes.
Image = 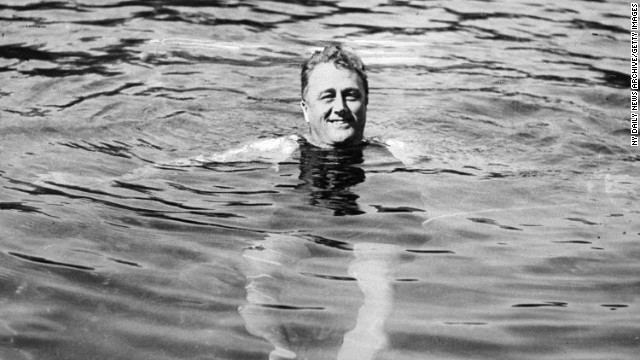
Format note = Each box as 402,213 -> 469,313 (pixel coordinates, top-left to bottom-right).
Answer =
300,45 -> 368,103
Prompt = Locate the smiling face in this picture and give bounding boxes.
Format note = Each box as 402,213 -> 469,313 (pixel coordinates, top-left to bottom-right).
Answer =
301,62 -> 367,148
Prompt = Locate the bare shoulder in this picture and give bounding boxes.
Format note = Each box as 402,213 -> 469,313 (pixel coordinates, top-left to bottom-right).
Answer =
189,135 -> 301,165
247,135 -> 301,152
375,137 -> 423,166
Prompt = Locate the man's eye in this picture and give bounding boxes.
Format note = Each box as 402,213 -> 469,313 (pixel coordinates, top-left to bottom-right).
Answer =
320,94 -> 334,100
346,93 -> 360,100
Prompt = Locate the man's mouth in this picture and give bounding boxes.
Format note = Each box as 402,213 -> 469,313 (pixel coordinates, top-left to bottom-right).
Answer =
327,118 -> 352,123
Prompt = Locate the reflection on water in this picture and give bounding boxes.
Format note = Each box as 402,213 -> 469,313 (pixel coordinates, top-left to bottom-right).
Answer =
337,243 -> 401,360
241,235 -> 404,360
296,141 -> 367,216
241,144 -> 405,359
0,0 -> 639,359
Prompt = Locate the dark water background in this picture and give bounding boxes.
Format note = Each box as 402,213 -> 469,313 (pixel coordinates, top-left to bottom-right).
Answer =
1,1 -> 638,359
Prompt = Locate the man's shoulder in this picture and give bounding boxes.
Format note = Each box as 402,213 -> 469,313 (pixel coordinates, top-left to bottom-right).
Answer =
368,137 -> 424,166
164,135 -> 424,168
246,135 -> 301,152
192,135 -> 302,164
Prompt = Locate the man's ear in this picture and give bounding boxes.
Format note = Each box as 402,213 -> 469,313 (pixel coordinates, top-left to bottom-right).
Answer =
300,100 -> 309,123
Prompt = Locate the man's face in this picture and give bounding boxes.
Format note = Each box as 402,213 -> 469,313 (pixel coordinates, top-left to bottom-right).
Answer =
301,62 -> 367,148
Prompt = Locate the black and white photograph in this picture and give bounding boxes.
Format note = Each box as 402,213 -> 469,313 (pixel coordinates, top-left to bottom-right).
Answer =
0,1 -> 637,359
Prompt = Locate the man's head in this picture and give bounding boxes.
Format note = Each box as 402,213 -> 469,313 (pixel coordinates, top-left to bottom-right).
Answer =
300,45 -> 368,148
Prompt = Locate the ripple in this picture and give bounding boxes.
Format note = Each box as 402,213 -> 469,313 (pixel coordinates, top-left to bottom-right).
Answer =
299,272 -> 355,281
107,258 -> 141,268
8,252 -> 94,271
512,301 -> 568,308
405,250 -> 455,254
565,217 -> 599,225
299,234 -> 353,251
111,180 -> 163,194
552,240 -> 592,244
467,217 -> 523,231
49,82 -> 144,109
259,304 -> 325,310
370,205 -> 425,213
601,304 -> 628,310
0,201 -> 47,215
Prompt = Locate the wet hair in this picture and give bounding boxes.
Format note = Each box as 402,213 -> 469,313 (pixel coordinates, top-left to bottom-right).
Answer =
300,45 -> 368,104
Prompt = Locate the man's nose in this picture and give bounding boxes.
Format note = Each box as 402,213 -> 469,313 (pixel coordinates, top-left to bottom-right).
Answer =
333,95 -> 347,115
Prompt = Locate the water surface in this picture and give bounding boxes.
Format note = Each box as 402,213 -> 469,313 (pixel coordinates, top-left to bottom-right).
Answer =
0,1 -> 638,359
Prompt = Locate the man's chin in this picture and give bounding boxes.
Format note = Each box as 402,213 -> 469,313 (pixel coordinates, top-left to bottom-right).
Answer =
308,128 -> 363,148
327,131 -> 363,147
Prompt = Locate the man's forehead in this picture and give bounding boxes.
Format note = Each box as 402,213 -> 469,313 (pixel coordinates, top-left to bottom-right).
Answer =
307,63 -> 364,92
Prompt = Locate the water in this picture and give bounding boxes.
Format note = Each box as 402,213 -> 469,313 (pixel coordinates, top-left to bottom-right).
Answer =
1,1 -> 638,359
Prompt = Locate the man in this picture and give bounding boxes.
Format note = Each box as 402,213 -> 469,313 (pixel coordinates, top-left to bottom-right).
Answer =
187,45 -> 368,165
188,44 -> 416,166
